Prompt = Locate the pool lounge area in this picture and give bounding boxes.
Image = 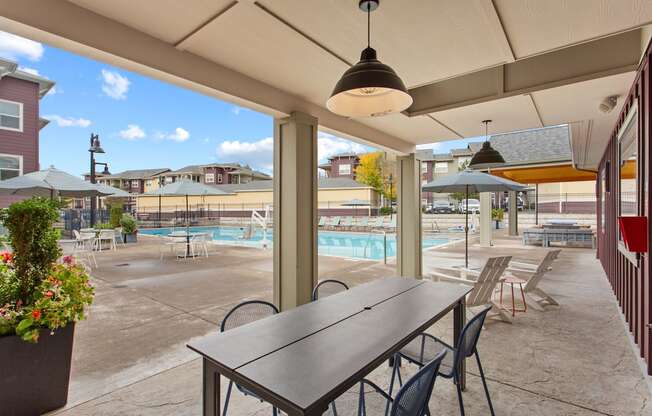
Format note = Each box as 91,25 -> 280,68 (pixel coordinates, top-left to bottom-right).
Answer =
140,226 -> 458,260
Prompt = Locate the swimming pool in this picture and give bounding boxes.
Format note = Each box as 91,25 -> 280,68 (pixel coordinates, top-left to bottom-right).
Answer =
140,226 -> 453,260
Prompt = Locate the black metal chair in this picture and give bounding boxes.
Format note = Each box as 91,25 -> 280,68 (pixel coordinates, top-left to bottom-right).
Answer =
220,300 -> 279,416
358,350 -> 447,416
388,306 -> 495,416
312,279 -> 350,301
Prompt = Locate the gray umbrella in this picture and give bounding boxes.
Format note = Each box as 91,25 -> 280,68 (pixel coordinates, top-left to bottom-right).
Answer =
144,180 -> 231,256
343,198 -> 370,216
423,169 -> 527,267
94,183 -> 130,198
0,167 -> 111,198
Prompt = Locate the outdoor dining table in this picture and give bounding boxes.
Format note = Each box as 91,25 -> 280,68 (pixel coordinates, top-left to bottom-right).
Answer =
168,231 -> 204,258
188,277 -> 471,416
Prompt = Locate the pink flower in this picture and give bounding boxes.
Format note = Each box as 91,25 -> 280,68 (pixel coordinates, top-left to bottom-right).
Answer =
1,252 -> 13,263
45,291 -> 54,298
62,255 -> 74,265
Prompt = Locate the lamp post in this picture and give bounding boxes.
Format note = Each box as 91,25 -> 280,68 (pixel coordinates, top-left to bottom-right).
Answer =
89,133 -> 109,227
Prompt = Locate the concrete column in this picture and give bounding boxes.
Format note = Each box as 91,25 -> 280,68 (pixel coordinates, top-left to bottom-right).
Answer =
273,112 -> 318,310
397,153 -> 422,278
479,192 -> 492,246
508,190 -> 518,236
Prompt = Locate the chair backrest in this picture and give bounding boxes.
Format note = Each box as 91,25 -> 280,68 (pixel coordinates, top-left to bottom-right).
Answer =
524,249 -> 561,291
466,256 -> 511,306
390,350 -> 446,416
73,230 -> 81,240
220,300 -> 279,332
330,216 -> 341,226
452,306 -> 491,372
358,217 -> 369,226
341,216 -> 352,226
318,216 -> 327,226
312,279 -> 349,301
99,229 -> 114,239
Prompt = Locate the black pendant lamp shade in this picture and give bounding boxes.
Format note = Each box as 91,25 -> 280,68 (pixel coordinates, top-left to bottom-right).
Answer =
327,0 -> 413,118
469,120 -> 505,169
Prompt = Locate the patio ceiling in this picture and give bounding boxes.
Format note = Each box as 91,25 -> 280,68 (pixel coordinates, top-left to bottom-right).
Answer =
2,0 -> 651,168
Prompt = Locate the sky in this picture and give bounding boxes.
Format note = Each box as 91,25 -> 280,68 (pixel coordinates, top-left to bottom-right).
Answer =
0,31 -> 478,176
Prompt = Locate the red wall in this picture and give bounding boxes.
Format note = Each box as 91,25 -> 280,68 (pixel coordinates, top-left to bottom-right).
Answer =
597,43 -> 652,373
0,76 -> 40,207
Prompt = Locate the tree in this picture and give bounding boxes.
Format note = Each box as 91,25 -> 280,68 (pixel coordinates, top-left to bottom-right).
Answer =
355,152 -> 383,193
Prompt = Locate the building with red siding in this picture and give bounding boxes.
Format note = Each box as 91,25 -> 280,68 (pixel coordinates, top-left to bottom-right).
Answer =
0,58 -> 55,206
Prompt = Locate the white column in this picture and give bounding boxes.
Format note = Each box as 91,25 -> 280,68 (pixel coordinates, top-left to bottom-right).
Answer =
397,153 -> 422,278
508,190 -> 518,236
273,112 -> 318,310
479,192 -> 492,246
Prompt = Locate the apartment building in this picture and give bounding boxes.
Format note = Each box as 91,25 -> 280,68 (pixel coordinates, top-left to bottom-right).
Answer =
0,58 -> 55,206
319,153 -> 360,180
418,147 -> 473,205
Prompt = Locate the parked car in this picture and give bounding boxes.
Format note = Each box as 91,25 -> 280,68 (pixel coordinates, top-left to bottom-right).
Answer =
428,200 -> 455,214
458,198 -> 480,213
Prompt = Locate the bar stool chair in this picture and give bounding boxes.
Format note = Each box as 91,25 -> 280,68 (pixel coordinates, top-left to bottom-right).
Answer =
388,306 -> 495,416
220,300 -> 280,416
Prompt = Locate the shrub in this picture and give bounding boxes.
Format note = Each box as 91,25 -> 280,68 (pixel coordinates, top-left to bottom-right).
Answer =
96,223 -> 114,230
1,198 -> 61,304
0,197 -> 94,342
109,203 -> 123,228
492,208 -> 505,221
379,206 -> 393,216
120,213 -> 138,234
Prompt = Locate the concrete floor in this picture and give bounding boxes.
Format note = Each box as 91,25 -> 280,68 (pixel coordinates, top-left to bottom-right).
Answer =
49,234 -> 651,415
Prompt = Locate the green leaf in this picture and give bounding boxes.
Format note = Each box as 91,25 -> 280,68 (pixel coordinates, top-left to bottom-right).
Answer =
16,316 -> 33,333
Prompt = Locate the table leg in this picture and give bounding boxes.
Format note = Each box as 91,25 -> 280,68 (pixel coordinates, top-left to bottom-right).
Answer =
454,297 -> 466,391
510,283 -> 516,317
203,359 -> 220,416
187,235 -> 191,258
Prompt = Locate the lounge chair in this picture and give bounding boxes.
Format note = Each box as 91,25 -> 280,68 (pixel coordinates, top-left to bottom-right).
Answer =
327,216 -> 341,230
431,256 -> 513,323
318,216 -> 327,227
355,216 -> 369,231
507,249 -> 561,310
370,216 -> 385,228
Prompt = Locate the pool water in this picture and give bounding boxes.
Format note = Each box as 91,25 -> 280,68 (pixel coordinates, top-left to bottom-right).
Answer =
140,226 -> 451,260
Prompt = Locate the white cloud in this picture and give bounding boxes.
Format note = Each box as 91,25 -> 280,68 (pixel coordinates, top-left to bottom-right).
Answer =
119,124 -> 146,140
101,69 -> 130,100
231,106 -> 242,116
0,32 -> 43,61
317,132 -> 367,162
19,67 -> 39,75
216,137 -> 273,172
45,115 -> 91,128
167,127 -> 190,142
45,85 -> 61,96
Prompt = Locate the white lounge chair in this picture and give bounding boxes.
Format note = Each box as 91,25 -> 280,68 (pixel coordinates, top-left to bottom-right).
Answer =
430,255 -> 513,323
318,216 -> 327,227
328,216 -> 341,229
507,249 -> 561,311
340,216 -> 353,229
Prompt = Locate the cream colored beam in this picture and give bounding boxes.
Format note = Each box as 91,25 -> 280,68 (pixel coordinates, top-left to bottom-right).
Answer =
396,154 -> 422,278
479,193 -> 492,247
273,112 -> 318,310
508,191 -> 518,236
407,29 -> 643,116
0,0 -> 414,154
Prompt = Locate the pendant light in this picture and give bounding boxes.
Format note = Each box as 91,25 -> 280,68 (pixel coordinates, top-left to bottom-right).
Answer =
469,120 -> 505,169
327,0 -> 413,118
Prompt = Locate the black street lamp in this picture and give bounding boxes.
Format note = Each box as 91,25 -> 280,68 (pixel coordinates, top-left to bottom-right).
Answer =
89,133 -> 109,227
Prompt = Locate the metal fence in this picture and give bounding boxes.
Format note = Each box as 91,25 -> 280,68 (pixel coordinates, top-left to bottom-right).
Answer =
60,209 -> 110,235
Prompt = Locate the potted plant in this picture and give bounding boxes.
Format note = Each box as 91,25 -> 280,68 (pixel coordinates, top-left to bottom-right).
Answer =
120,213 -> 138,243
0,197 -> 94,415
492,208 -> 505,229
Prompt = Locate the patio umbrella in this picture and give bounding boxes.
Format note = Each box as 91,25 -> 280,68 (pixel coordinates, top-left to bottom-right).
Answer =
0,166 -> 111,198
144,180 -> 231,256
342,198 -> 370,216
422,169 -> 527,268
93,183 -> 130,198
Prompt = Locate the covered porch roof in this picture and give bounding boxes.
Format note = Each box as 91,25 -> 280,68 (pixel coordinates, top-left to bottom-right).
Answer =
1,1 -> 651,167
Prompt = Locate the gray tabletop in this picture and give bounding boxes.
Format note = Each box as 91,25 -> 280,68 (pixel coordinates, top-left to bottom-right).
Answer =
188,277 -> 470,416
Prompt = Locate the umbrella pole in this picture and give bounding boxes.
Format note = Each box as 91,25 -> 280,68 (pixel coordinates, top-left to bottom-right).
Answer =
158,194 -> 161,228
465,185 -> 469,269
186,194 -> 190,257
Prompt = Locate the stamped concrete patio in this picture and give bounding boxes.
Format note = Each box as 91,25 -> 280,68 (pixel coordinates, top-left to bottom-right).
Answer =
50,234 -> 651,415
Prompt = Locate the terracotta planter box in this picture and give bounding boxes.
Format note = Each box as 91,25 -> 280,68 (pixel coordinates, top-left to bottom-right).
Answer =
0,323 -> 75,415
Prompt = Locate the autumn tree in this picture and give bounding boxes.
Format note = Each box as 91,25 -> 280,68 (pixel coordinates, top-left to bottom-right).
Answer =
355,152 -> 383,193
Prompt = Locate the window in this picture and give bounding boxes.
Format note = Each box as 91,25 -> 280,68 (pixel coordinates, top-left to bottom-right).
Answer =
217,173 -> 223,183
0,100 -> 22,131
421,163 -> 428,174
131,180 -> 140,187
232,175 -> 240,184
205,173 -> 215,183
0,154 -> 21,180
617,104 -> 638,259
339,163 -> 351,175
145,180 -> 152,187
434,162 -> 448,173
165,176 -> 173,183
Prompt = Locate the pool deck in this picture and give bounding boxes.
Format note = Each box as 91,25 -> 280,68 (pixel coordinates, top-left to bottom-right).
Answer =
49,234 -> 652,415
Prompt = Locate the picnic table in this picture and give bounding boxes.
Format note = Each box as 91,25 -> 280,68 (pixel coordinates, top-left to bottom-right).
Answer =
188,277 -> 470,416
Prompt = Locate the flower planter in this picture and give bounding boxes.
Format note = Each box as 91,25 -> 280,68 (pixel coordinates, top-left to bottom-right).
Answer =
122,232 -> 138,243
0,323 -> 75,415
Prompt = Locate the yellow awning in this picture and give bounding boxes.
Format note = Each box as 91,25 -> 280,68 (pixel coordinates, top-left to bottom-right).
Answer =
490,163 -> 596,184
